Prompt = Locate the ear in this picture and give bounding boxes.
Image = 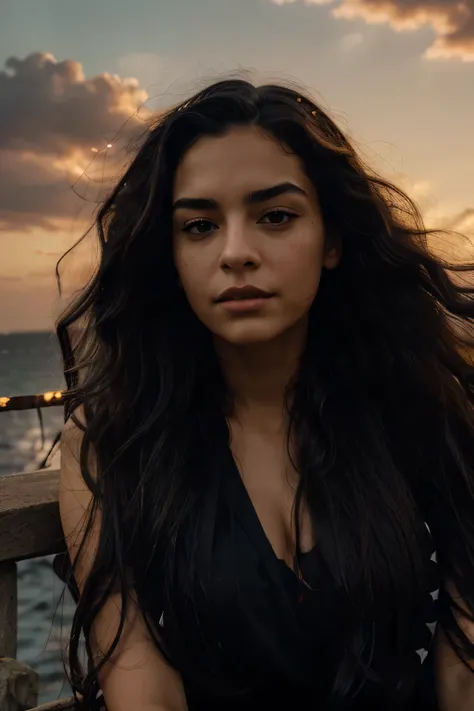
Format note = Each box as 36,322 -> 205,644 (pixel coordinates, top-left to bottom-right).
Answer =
323,231 -> 342,271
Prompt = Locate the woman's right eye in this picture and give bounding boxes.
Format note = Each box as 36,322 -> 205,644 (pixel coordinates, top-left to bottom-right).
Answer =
183,219 -> 217,236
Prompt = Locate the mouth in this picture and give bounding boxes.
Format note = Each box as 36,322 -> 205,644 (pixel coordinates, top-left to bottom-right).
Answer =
215,286 -> 275,303
214,286 -> 275,315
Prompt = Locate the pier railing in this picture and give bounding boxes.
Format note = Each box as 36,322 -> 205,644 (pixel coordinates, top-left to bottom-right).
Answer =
1,392 -> 75,710
0,467 -> 76,711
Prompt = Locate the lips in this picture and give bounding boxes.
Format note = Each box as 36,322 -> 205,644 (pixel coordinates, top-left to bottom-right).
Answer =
215,285 -> 274,303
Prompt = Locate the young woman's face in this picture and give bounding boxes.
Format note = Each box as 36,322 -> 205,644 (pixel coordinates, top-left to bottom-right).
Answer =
172,125 -> 339,346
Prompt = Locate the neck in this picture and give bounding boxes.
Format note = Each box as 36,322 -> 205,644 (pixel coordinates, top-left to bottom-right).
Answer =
214,320 -> 307,429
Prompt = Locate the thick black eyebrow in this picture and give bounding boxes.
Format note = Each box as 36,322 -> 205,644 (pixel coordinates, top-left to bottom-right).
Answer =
245,182 -> 307,205
172,182 -> 307,213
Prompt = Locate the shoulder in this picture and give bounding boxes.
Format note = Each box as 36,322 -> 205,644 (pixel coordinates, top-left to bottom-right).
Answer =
60,403 -> 87,459
59,404 -> 95,506
59,405 -> 100,578
60,404 -> 97,486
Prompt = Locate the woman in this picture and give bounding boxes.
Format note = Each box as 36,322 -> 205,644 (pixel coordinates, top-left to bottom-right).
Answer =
57,79 -> 474,710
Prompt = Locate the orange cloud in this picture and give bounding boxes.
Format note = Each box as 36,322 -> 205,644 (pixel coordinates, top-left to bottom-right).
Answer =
0,52 -> 151,232
271,0 -> 474,61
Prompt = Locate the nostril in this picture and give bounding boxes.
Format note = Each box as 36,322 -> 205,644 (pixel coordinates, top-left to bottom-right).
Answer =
220,259 -> 257,271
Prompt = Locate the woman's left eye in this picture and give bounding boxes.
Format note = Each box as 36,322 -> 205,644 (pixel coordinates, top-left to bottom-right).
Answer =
258,210 -> 298,226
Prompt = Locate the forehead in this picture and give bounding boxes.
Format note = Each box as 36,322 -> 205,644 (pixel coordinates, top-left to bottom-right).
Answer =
172,125 -> 313,201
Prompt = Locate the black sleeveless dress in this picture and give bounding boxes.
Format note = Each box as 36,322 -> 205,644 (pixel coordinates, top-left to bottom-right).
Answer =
55,438 -> 441,710
161,443 -> 441,710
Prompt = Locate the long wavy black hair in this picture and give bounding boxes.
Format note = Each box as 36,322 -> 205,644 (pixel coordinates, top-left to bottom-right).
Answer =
56,78 -> 474,707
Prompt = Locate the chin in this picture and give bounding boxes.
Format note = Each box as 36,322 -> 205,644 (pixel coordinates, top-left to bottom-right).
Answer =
216,321 -> 288,346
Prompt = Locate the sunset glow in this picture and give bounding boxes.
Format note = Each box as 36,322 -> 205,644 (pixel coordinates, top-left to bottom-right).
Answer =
1,0 -> 473,332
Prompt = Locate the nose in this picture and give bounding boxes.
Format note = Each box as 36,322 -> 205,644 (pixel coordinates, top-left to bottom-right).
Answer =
219,221 -> 260,273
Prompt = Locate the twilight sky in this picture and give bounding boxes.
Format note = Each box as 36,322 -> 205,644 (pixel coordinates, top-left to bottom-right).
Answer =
1,0 -> 473,332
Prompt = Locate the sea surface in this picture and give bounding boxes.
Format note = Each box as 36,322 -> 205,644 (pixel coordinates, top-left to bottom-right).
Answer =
0,331 -> 75,704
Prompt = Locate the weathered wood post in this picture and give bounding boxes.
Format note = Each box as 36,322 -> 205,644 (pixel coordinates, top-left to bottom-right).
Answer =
0,469 -> 65,711
0,560 -> 39,710
0,658 -> 39,711
0,562 -> 17,660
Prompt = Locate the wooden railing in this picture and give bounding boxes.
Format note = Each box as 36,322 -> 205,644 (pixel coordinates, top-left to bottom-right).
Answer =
0,468 -> 75,710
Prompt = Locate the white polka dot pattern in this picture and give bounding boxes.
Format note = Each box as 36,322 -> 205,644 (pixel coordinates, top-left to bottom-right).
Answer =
415,522 -> 439,665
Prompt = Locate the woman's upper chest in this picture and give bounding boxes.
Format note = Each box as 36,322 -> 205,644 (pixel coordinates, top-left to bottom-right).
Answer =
228,420 -> 314,568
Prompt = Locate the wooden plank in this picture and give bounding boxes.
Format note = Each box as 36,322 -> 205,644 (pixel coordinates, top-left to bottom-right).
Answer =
0,469 -> 65,564
0,562 -> 17,658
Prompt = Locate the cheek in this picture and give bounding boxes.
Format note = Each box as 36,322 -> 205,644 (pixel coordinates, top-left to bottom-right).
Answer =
174,252 -> 209,313
174,245 -> 194,287
279,235 -> 325,304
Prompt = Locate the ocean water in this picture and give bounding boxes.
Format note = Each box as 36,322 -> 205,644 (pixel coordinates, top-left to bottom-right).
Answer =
0,331 -> 75,704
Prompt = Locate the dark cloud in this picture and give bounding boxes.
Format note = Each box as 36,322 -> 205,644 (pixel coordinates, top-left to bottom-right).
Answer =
0,157 -> 88,231
274,0 -> 474,60
0,52 -> 149,152
0,52 -> 150,231
418,3 -> 474,59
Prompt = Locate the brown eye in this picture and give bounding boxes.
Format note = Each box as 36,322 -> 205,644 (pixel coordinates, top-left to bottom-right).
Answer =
183,219 -> 217,236
259,210 -> 298,226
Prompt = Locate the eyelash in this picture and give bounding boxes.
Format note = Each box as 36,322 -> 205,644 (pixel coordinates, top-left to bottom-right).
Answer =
182,209 -> 299,236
